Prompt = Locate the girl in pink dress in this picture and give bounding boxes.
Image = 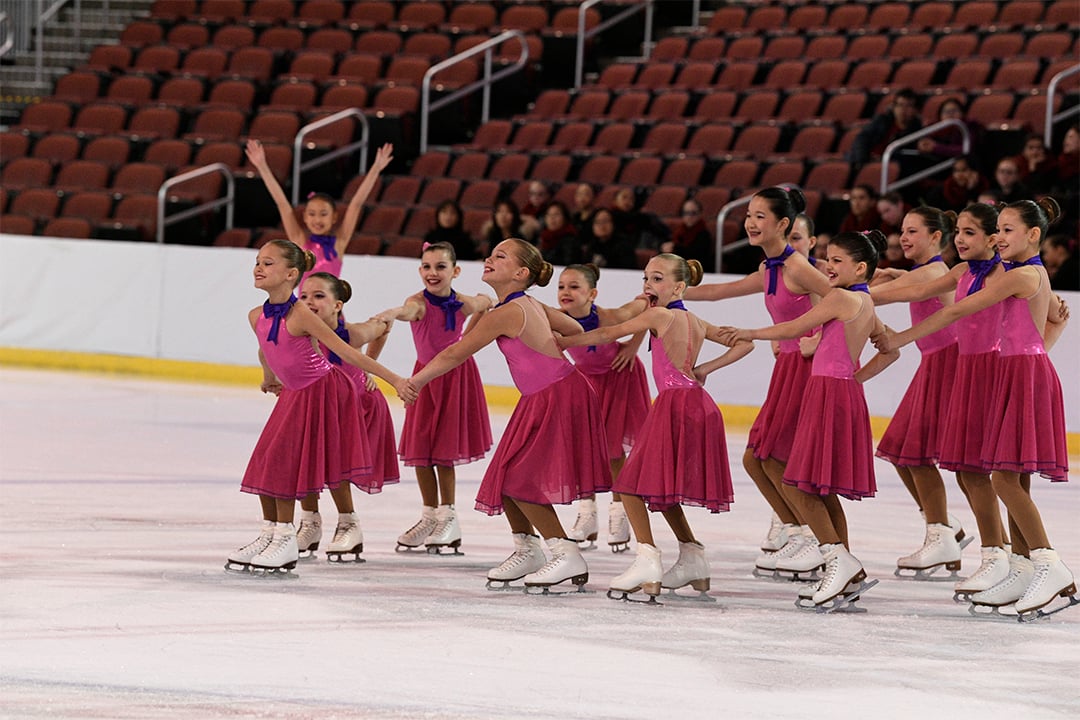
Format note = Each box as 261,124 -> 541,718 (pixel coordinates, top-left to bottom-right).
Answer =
376,242 -> 494,555
401,239 -> 610,592
879,198 -> 1072,619
871,207 -> 966,578
557,263 -> 650,552
871,204 -> 1012,599
227,240 -> 407,576
684,188 -> 832,577
246,140 -> 393,279
291,271 -> 400,562
559,254 -> 753,601
721,231 -> 899,610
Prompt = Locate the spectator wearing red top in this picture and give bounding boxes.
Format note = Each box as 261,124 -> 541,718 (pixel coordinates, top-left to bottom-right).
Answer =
539,200 -> 581,267
838,184 -> 884,235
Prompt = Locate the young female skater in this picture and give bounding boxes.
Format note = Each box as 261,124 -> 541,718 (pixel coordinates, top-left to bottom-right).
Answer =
226,240 -> 407,575
293,272 -> 399,562
683,188 -> 832,578
559,254 -> 753,601
719,231 -> 899,609
376,242 -> 494,554
557,263 -> 650,552
400,239 -> 611,591
246,140 -> 394,278
870,204 -> 1011,599
877,199 -> 1073,619
870,207 -> 967,579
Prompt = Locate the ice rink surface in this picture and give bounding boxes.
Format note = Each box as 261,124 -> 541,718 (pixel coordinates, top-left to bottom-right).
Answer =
1,367 -> 1077,720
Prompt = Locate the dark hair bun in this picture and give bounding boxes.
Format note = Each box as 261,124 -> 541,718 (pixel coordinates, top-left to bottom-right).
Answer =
786,186 -> 807,214
686,259 -> 704,287
1038,196 -> 1062,226
864,229 -> 887,253
338,279 -> 353,304
303,250 -> 316,272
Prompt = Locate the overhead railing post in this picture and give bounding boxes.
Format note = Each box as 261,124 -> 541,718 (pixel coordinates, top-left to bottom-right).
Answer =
0,13 -> 13,59
575,0 -> 654,90
157,163 -> 235,244
291,109 -> 370,206
35,0 -> 71,84
1045,64 -> 1080,147
880,118 -> 970,195
714,195 -> 754,275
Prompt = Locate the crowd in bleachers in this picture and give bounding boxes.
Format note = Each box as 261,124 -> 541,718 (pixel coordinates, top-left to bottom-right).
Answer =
0,0 -> 1077,287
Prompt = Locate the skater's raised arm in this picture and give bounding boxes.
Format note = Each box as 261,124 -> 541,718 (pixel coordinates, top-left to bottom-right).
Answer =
246,139 -> 306,246
334,143 -> 394,255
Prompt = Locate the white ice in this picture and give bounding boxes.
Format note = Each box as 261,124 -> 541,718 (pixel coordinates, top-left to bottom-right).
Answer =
0,367 -> 1077,720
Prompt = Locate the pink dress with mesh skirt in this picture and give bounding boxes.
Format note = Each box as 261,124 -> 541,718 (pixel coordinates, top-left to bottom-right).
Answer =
318,339 -> 400,488
980,285 -> 1068,482
242,313 -> 372,500
747,264 -> 815,464
399,292 -> 493,467
474,297 -> 611,515
566,328 -> 651,460
614,312 -> 733,513
875,290 -> 958,466
784,294 -> 876,500
939,270 -> 1003,473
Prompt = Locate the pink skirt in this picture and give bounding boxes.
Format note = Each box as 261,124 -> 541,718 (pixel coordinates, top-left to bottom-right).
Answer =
242,368 -> 372,500
784,375 -> 876,500
582,358 -> 651,460
399,357 -> 492,468
982,353 -> 1068,482
939,350 -> 998,474
747,350 -> 812,463
357,382 -> 400,488
876,343 -> 958,467
475,369 -> 611,515
615,386 -> 733,513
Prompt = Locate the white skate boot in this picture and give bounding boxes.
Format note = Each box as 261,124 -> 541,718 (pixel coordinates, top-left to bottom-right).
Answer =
607,501 -> 630,553
250,522 -> 299,576
948,513 -> 973,550
296,510 -> 322,559
896,523 -> 963,580
969,553 -> 1035,617
662,541 -> 712,600
396,506 -> 437,552
774,527 -> 825,581
1015,548 -> 1079,622
796,576 -> 868,611
953,546 -> 1010,602
524,538 -> 589,594
608,543 -> 663,603
761,513 -> 790,552
225,520 -> 275,573
486,533 -> 546,590
812,544 -> 876,612
326,512 -> 364,563
754,527 -> 803,579
567,498 -> 598,550
425,504 -> 463,555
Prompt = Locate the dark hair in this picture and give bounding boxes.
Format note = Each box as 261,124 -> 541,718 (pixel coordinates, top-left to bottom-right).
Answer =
794,212 -> 815,236
1003,197 -> 1062,238
506,237 -> 553,287
305,192 -> 336,208
267,239 -> 315,287
960,203 -> 999,236
830,230 -> 886,280
435,200 -> 463,231
907,206 -> 956,249
493,199 -> 522,232
590,207 -> 615,237
306,271 -> 352,303
655,253 -> 703,287
954,154 -> 980,173
937,96 -> 964,119
545,200 -> 570,224
565,263 -> 600,288
423,240 -> 457,264
894,87 -> 918,105
852,183 -> 878,200
880,191 -> 904,207
754,186 -> 806,237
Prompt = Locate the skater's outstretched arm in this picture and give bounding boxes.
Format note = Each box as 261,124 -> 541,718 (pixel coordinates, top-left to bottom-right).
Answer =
407,302 -> 523,393
683,270 -> 763,301
334,143 -> 394,255
870,263 -> 964,305
245,140 -> 306,247
375,293 -> 426,323
855,317 -> 900,383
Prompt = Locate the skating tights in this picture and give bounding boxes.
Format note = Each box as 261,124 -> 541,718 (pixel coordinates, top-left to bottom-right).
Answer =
993,471 -> 1045,553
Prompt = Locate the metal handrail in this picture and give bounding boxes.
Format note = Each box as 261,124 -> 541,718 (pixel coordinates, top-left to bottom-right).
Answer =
0,13 -> 13,58
291,108 -> 370,206
714,194 -> 753,274
880,118 -> 971,195
575,0 -> 654,89
419,30 -> 529,154
157,163 -> 234,244
1045,63 -> 1080,146
35,0 -> 73,84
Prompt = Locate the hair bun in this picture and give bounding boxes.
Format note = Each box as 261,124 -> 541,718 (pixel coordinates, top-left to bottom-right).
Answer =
686,259 -> 704,287
864,229 -> 887,253
338,279 -> 353,304
785,186 -> 806,214
303,250 -> 316,272
1038,196 -> 1062,226
536,261 -> 554,287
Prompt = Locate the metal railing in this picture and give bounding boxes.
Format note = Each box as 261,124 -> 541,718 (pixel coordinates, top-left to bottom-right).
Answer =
0,13 -> 13,58
575,0 -> 655,89
419,30 -> 529,155
291,108 -> 370,205
714,194 -> 753,274
157,163 -> 234,244
880,118 -> 971,195
1045,63 -> 1080,146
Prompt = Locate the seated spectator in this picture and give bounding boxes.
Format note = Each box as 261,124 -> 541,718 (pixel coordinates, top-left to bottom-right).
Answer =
1053,123 -> 1079,189
1043,234 -> 1079,292
519,180 -> 550,239
927,155 -> 990,212
480,199 -> 532,255
569,182 -> 596,236
838,184 -> 883,234
583,208 -> 636,270
879,231 -> 914,271
915,97 -> 983,162
610,185 -> 670,250
848,88 -> 922,165
661,198 -> 713,270
424,200 -> 478,261
876,191 -> 907,236
1013,134 -> 1056,194
538,200 -> 581,267
991,157 -> 1030,204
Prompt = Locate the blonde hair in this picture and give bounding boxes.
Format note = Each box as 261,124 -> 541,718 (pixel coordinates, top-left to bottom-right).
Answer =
506,237 -> 553,287
655,253 -> 703,286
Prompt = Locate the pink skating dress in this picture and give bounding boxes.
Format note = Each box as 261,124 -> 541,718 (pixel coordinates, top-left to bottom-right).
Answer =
876,261 -> 959,466
784,292 -> 876,500
399,290 -> 493,467
475,296 -> 611,514
319,331 -> 400,490
304,234 -> 343,279
939,263 -> 1003,473
566,306 -> 651,460
981,273 -> 1068,482
614,311 -> 733,513
747,256 -> 815,464
242,307 -> 372,500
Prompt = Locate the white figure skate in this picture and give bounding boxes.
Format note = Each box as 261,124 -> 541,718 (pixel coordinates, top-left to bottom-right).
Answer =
1015,548 -> 1079,622
486,533 -> 546,590
396,506 -> 437,552
524,538 -> 589,594
812,544 -> 877,613
895,523 -> 963,580
608,543 -> 663,604
607,500 -> 630,553
662,541 -> 713,601
761,513 -> 791,552
225,520 -> 274,573
773,527 -> 825,581
567,498 -> 598,550
968,553 -> 1034,618
425,504 -> 463,555
249,522 -> 299,577
953,546 -> 1010,603
326,512 -> 364,563
296,510 -> 322,559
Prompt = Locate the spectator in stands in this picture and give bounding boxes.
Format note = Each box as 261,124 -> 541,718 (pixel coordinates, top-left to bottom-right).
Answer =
480,199 -> 533,255
838,184 -> 883,234
1042,234 -> 1079,292
992,157 -> 1030,204
424,200 -> 478,261
1013,134 -> 1056,193
847,88 -> 923,165
584,208 -> 637,270
570,182 -> 597,236
661,198 -> 713,270
877,191 -> 907,236
538,200 -> 581,267
928,155 -> 990,212
1053,124 -> 1078,189
915,97 -> 982,162
879,231 -> 913,271
610,186 -> 670,251
519,180 -> 550,239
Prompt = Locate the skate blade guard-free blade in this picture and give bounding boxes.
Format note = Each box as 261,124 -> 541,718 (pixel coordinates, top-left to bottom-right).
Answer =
575,539 -> 598,551
894,564 -> 961,581
485,579 -> 525,591
813,579 -> 878,614
224,560 -> 254,574
425,541 -> 464,556
326,551 -> 365,564
775,567 -> 823,582
609,541 -> 630,554
524,573 -> 589,595
395,543 -> 430,553
968,602 -> 1019,620
1017,589 -> 1080,623
662,588 -> 716,603
297,549 -> 318,560
247,564 -> 299,579
607,588 -> 663,605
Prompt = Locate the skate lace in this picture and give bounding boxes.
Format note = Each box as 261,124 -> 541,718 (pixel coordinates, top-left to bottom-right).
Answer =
820,555 -> 840,589
500,549 -> 536,572
1027,562 -> 1050,591
402,516 -> 437,541
571,513 -> 593,534
332,522 -> 357,545
259,535 -> 289,559
240,533 -> 273,555
534,550 -> 566,577
297,520 -> 320,541
608,513 -> 627,535
429,518 -> 449,538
